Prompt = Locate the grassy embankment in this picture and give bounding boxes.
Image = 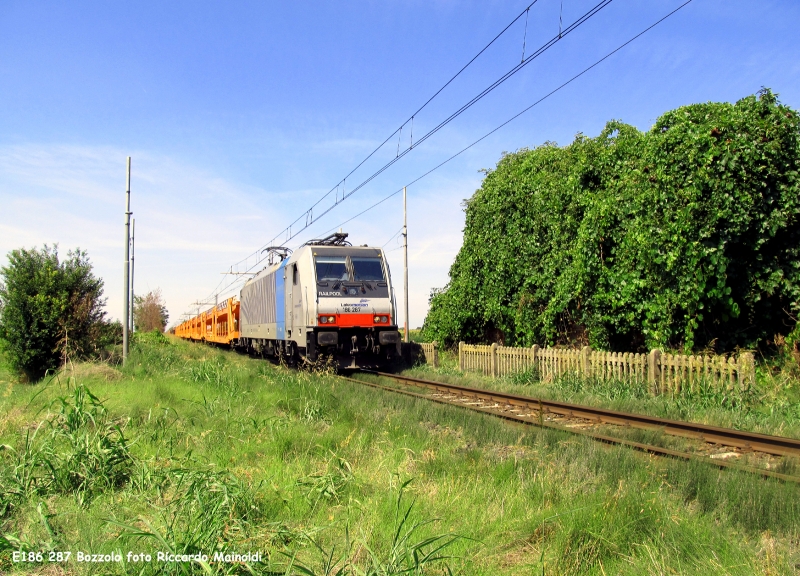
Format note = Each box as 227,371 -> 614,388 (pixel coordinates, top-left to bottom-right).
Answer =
0,333 -> 798,575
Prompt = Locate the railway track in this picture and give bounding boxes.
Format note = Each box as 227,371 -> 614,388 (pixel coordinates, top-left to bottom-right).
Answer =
339,371 -> 800,483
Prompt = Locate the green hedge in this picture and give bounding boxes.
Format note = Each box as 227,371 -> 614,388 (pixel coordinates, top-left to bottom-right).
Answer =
423,90 -> 800,352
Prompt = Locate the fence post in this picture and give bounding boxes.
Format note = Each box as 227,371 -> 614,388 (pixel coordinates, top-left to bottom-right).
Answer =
458,341 -> 464,372
432,341 -> 439,368
738,351 -> 755,390
581,346 -> 591,377
491,343 -> 498,378
530,344 -> 539,375
648,349 -> 661,395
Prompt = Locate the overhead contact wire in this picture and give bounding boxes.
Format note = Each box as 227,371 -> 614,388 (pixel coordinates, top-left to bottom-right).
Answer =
223,0 -> 572,273
201,0 -> 689,305
317,0 -> 695,242
225,0 -> 541,274
204,0 -> 588,304
267,0 -> 616,255
276,0 -> 541,230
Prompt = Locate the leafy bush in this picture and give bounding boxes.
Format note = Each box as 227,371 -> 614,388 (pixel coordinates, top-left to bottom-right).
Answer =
0,245 -> 114,380
134,288 -> 169,333
424,90 -> 800,352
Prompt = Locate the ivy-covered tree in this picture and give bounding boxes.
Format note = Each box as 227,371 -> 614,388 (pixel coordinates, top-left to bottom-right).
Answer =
0,246 -> 111,380
423,90 -> 800,352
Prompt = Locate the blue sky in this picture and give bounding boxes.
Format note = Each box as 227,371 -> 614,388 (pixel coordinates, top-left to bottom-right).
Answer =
1,0 -> 798,328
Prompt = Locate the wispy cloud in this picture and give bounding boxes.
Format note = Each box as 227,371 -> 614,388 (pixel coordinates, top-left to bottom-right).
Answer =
0,144 -> 293,322
0,142 -> 472,328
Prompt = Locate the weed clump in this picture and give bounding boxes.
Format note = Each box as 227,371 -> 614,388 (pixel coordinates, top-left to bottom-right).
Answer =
277,478 -> 463,576
0,384 -> 133,511
296,455 -> 354,509
111,464 -> 264,564
360,478 -> 462,575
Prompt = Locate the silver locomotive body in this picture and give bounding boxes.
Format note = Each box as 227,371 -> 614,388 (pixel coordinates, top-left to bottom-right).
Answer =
237,234 -> 400,368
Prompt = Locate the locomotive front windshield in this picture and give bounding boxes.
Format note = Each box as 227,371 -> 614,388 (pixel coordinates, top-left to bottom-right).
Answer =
316,256 -> 348,281
352,257 -> 385,282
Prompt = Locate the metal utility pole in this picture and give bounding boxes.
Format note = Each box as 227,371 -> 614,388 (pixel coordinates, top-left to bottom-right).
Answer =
130,218 -> 135,335
403,186 -> 409,343
122,157 -> 132,364
192,299 -> 217,317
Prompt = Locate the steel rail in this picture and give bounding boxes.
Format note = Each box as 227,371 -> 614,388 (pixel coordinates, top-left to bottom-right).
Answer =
336,373 -> 800,483
367,372 -> 800,458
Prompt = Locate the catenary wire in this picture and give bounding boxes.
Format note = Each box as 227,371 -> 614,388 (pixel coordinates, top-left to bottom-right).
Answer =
233,0 -> 613,270
257,0 -> 545,246
270,0 -> 615,246
382,228 -> 405,248
313,0 -> 695,253
210,0 -> 611,300
192,0 -> 690,311
203,0 -> 543,301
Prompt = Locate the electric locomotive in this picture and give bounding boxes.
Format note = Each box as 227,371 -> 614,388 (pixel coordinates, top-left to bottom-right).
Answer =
177,232 -> 401,369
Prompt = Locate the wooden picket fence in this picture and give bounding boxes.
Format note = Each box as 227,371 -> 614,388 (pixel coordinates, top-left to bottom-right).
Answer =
418,342 -> 439,368
458,342 -> 755,394
400,341 -> 439,368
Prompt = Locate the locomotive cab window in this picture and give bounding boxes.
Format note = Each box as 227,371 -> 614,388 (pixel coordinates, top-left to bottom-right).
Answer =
292,263 -> 298,285
351,257 -> 385,282
315,256 -> 348,282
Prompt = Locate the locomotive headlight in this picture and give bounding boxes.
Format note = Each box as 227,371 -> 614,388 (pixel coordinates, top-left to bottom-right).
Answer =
328,316 -> 335,323
320,316 -> 327,324
374,316 -> 381,323
381,316 -> 388,323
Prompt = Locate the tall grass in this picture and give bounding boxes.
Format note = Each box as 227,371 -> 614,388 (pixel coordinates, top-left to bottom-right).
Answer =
0,383 -> 132,511
296,454 -> 354,509
110,465 -> 264,575
282,478 -> 462,576
360,478 -> 462,576
1,339 -> 798,575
